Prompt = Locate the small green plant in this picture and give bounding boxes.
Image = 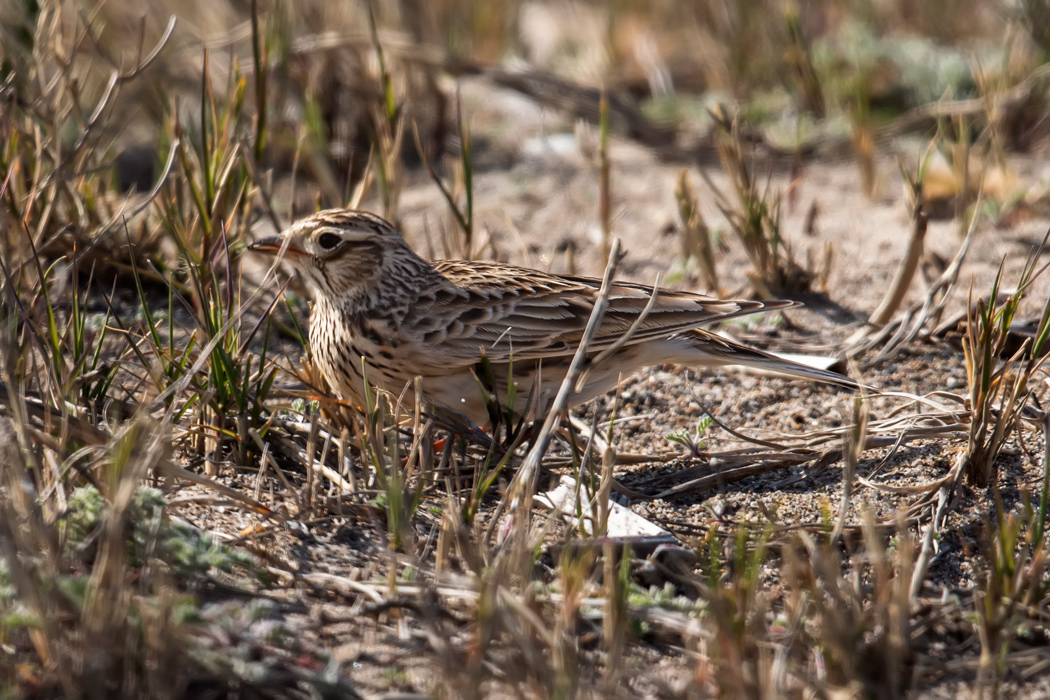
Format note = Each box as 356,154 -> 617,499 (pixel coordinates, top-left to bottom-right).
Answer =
972,490 -> 1050,690
694,520 -> 775,696
961,232 -> 1050,487
703,108 -> 813,298
666,416 -> 713,456
121,34 -> 287,463
357,371 -> 429,554
63,485 -> 255,577
0,413 -> 193,696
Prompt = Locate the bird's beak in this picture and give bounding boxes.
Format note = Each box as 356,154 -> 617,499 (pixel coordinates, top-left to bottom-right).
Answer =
249,234 -> 304,256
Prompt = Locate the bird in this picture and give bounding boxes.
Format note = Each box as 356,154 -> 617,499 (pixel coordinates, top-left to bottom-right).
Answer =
249,208 -> 858,427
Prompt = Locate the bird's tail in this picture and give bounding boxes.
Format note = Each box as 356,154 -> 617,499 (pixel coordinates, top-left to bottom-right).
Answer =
677,329 -> 865,391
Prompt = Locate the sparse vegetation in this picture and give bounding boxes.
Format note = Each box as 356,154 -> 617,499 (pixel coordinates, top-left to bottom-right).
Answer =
703,107 -> 815,299
2,1 -> 1050,698
961,236 -> 1050,487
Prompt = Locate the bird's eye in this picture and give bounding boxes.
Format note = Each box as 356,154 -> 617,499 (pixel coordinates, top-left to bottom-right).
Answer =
317,232 -> 343,250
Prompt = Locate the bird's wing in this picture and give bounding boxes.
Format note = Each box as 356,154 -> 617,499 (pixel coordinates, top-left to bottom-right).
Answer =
397,260 -> 795,365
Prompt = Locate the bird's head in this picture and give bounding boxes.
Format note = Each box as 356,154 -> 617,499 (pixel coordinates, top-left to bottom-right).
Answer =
249,209 -> 426,304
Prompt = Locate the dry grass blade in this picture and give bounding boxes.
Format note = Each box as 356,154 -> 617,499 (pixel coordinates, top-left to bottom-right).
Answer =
867,171 -> 929,327
910,480 -> 952,600
598,92 -> 612,267
847,207 -> 978,365
508,238 -> 623,515
832,391 -> 868,541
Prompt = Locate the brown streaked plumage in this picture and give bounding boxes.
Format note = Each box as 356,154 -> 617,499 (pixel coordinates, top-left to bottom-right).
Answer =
250,208 -> 857,425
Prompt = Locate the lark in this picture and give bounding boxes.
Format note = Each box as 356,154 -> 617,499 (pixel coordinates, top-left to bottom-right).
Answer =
250,209 -> 856,425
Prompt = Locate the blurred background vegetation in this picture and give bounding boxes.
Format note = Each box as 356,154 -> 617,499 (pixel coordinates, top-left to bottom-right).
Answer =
4,0 -> 1050,240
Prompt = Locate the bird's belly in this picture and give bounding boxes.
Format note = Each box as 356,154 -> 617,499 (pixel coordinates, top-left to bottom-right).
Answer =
315,346 -> 560,426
